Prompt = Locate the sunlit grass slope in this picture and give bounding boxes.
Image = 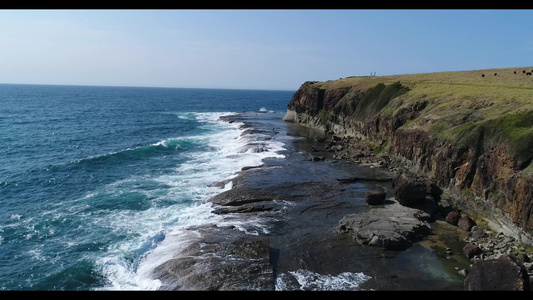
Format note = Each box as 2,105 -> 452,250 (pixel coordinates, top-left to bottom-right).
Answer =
313,67 -> 533,170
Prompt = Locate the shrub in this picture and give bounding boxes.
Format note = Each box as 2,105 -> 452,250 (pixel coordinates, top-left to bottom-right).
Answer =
452,111 -> 533,168
353,82 -> 410,120
318,109 -> 328,126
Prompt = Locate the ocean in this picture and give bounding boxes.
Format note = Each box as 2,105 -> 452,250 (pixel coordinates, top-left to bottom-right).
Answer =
0,84 -> 465,291
0,84 -> 300,290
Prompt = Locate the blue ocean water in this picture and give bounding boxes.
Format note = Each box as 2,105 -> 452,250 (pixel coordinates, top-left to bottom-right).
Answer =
0,84 -> 298,290
0,84 -> 464,291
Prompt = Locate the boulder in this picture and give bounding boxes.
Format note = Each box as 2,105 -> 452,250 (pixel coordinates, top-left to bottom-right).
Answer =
464,254 -> 530,290
471,228 -> 487,239
338,200 -> 432,251
463,243 -> 482,259
427,181 -> 443,200
445,210 -> 461,225
392,172 -> 429,206
365,189 -> 387,205
457,216 -> 476,232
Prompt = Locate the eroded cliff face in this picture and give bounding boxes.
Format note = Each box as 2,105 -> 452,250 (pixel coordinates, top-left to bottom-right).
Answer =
283,80 -> 533,243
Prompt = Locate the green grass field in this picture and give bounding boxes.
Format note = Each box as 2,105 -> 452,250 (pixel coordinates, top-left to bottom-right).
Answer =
310,67 -> 533,171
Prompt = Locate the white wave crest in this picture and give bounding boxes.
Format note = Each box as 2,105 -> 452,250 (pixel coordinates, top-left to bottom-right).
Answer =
275,269 -> 372,291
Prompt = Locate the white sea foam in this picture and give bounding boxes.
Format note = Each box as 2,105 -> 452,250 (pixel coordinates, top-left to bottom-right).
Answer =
96,111 -> 288,290
97,255 -> 163,290
9,214 -> 21,221
275,269 -> 372,291
27,248 -> 46,262
151,140 -> 167,147
95,201 -> 221,290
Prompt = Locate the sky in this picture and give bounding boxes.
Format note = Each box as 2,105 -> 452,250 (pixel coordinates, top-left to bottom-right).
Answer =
0,9 -> 532,91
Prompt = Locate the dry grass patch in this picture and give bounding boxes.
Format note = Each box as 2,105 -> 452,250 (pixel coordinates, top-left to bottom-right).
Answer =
311,67 -> 533,170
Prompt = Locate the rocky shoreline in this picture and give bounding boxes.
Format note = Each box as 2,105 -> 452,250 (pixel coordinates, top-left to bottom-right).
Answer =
320,133 -> 533,290
153,112 -> 533,290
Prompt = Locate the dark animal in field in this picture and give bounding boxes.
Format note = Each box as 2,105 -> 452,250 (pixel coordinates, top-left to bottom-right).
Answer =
481,74 -> 485,77
527,72 -> 532,76
494,73 -> 497,76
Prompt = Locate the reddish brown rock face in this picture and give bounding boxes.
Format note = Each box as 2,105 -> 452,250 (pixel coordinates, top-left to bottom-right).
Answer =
285,81 -> 533,239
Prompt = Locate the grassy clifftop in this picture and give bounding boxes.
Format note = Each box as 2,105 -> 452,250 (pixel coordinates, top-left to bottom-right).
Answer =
308,67 -> 533,172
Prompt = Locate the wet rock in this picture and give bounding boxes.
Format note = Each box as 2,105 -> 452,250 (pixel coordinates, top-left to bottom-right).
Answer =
365,189 -> 386,205
465,254 -> 530,290
208,189 -> 273,207
463,243 -> 482,259
427,181 -> 443,200
471,228 -> 487,239
153,225 -> 274,290
392,172 -> 429,206
211,201 -> 277,214
457,216 -> 476,232
312,155 -> 325,161
457,268 -> 469,278
338,200 -> 433,251
445,210 -> 461,226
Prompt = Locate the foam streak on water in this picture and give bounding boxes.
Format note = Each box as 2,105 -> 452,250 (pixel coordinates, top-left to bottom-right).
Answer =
275,269 -> 372,291
93,111 -> 288,290
0,85 -> 297,290
0,85 -> 380,291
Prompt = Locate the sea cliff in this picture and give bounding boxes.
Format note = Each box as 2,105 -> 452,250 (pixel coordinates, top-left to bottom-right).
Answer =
283,67 -> 533,244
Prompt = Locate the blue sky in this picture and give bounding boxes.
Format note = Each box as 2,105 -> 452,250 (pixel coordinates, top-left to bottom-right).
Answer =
0,9 -> 532,90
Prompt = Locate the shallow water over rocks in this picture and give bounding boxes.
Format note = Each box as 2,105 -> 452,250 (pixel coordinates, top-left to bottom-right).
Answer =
154,111 -> 470,290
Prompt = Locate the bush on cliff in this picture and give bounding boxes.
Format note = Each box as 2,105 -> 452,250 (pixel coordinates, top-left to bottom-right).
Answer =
353,82 -> 410,121
451,110 -> 533,169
